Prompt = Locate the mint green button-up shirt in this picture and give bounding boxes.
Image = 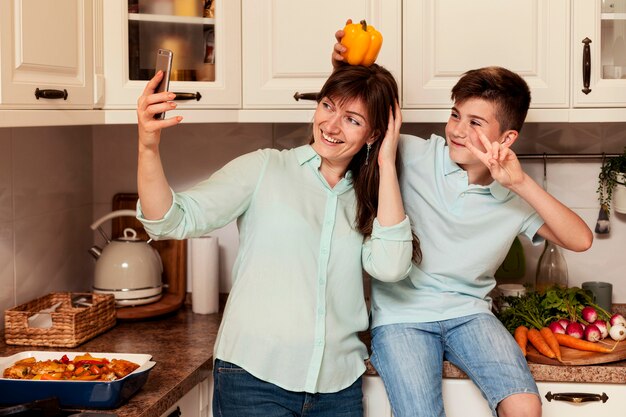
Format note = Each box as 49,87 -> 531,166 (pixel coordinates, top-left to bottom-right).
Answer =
138,145 -> 413,393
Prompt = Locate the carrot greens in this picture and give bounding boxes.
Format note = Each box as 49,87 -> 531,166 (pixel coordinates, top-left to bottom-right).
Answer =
497,286 -> 610,334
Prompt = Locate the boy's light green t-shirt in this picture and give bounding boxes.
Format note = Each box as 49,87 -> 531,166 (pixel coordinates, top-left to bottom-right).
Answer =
371,134 -> 544,328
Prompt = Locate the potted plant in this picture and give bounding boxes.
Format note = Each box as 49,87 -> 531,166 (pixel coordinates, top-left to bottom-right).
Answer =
597,146 -> 626,218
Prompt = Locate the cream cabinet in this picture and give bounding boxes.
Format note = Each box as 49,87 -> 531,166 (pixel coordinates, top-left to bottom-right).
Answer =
241,0 -> 401,109
402,0 -> 570,111
572,1 -> 626,108
362,376 -> 493,417
538,381 -> 626,417
161,377 -> 213,417
102,0 -> 241,110
362,376 -> 626,417
0,0 -> 95,109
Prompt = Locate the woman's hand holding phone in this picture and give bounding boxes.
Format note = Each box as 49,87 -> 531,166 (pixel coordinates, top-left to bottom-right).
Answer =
136,70 -> 182,149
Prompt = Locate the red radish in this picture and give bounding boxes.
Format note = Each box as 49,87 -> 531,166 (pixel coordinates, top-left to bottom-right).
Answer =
581,306 -> 597,323
548,321 -> 566,334
580,323 -> 587,331
593,320 -> 609,339
557,318 -> 570,329
610,313 -> 626,327
584,324 -> 601,342
566,322 -> 584,339
609,324 -> 626,341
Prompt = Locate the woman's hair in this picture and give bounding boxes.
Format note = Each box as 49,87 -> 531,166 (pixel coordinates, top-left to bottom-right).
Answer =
316,64 -> 421,263
451,66 -> 531,133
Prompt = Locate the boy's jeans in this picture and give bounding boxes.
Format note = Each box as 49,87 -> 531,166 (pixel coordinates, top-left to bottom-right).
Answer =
370,313 -> 539,417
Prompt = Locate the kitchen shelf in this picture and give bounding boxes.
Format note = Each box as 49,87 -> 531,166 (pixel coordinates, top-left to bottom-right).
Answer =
601,12 -> 626,20
128,13 -> 215,25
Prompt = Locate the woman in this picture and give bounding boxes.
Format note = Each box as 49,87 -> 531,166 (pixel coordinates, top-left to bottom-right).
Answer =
135,64 -> 418,417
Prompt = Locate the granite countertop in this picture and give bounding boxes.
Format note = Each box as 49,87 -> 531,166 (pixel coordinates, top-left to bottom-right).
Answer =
0,306 -> 222,417
2,305 -> 626,417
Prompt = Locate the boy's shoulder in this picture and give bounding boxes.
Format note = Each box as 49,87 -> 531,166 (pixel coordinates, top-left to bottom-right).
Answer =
399,133 -> 445,159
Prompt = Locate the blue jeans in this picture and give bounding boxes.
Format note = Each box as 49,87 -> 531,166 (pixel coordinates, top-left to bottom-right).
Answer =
370,314 -> 539,417
212,359 -> 363,417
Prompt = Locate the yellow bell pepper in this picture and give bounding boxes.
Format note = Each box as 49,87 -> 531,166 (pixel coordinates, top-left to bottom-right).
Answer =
340,20 -> 383,67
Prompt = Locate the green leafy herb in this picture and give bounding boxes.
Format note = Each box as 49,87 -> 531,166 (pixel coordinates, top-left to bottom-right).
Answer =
497,286 -> 610,334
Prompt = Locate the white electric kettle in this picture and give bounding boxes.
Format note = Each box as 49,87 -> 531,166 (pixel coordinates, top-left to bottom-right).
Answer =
89,209 -> 163,307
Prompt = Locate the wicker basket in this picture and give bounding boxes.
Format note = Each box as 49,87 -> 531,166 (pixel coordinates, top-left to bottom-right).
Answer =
4,292 -> 116,348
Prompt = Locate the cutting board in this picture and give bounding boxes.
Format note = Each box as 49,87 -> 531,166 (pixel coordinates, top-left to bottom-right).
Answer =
110,193 -> 186,320
526,339 -> 626,366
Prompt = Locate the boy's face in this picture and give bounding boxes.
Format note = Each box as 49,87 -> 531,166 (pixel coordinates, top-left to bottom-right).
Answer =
445,98 -> 508,167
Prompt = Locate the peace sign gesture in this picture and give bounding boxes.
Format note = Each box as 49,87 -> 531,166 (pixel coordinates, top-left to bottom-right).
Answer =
464,126 -> 523,188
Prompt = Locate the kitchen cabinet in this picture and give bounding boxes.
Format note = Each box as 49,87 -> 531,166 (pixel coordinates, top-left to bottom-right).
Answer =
538,381 -> 626,416
160,377 -> 212,417
572,1 -> 626,108
0,0 -> 95,109
402,0 -> 570,111
362,376 -> 493,417
362,376 -> 626,417
241,0 -> 401,109
102,0 -> 241,110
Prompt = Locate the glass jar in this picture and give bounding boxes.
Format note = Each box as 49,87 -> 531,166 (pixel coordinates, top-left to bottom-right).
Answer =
535,241 -> 569,292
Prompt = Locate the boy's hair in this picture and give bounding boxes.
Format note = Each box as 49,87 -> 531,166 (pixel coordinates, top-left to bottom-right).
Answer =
451,66 -> 531,133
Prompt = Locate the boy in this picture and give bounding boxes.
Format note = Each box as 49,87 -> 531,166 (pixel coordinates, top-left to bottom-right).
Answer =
333,36 -> 593,417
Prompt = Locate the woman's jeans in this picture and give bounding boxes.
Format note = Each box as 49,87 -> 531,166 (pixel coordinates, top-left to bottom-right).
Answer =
212,359 -> 363,417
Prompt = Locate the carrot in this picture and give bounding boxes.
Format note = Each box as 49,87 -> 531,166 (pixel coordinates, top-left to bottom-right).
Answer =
540,327 -> 562,362
527,328 -> 556,359
514,325 -> 529,356
554,333 -> 616,353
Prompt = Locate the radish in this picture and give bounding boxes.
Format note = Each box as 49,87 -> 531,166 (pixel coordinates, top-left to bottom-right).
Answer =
581,306 -> 597,323
548,321 -> 566,335
584,324 -> 602,342
609,323 -> 626,341
566,322 -> 584,339
593,320 -> 609,339
557,318 -> 570,329
609,313 -> 626,327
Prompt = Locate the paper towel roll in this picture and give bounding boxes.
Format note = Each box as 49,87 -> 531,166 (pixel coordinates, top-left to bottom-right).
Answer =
190,236 -> 220,314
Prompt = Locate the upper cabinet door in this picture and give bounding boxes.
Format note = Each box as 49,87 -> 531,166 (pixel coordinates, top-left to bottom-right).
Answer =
103,0 -> 241,109
242,0 -> 401,109
572,1 -> 626,107
403,0 -> 569,109
0,0 -> 94,108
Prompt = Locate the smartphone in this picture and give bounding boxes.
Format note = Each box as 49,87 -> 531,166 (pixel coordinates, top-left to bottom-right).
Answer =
154,48 -> 173,120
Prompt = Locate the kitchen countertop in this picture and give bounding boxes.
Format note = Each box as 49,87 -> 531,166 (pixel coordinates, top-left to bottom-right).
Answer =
2,305 -> 626,417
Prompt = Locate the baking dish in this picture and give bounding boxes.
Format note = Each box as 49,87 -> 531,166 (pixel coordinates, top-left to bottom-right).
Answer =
0,351 -> 156,409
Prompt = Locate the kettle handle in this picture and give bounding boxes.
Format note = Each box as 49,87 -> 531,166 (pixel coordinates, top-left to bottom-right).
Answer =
90,209 -> 138,231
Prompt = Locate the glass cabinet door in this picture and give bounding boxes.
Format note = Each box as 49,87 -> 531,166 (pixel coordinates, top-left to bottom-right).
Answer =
103,0 -> 240,110
128,0 -> 215,83
573,0 -> 626,107
599,1 -> 626,81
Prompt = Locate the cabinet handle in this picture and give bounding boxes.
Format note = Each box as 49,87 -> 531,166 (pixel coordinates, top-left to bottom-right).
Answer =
167,406 -> 181,417
545,391 -> 608,404
34,88 -> 68,100
293,92 -> 319,101
582,37 -> 592,95
173,92 -> 202,101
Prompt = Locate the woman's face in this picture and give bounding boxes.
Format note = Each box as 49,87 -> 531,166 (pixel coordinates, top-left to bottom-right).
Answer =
312,96 -> 372,170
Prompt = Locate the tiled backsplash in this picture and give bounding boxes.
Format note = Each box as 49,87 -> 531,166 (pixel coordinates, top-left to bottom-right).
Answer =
1,122 -> 625,326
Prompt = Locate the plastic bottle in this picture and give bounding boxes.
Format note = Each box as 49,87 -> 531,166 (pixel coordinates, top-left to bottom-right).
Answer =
535,241 -> 569,292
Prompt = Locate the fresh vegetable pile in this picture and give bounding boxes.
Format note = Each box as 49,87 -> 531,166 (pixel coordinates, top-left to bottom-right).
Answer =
497,286 -> 625,360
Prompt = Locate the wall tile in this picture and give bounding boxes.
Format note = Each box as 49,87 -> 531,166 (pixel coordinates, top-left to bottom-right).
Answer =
0,221 -> 15,314
14,208 -> 93,305
0,129 -> 12,223
12,126 -> 92,220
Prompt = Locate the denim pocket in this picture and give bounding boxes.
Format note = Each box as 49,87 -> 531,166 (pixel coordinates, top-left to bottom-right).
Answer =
214,359 -> 247,374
